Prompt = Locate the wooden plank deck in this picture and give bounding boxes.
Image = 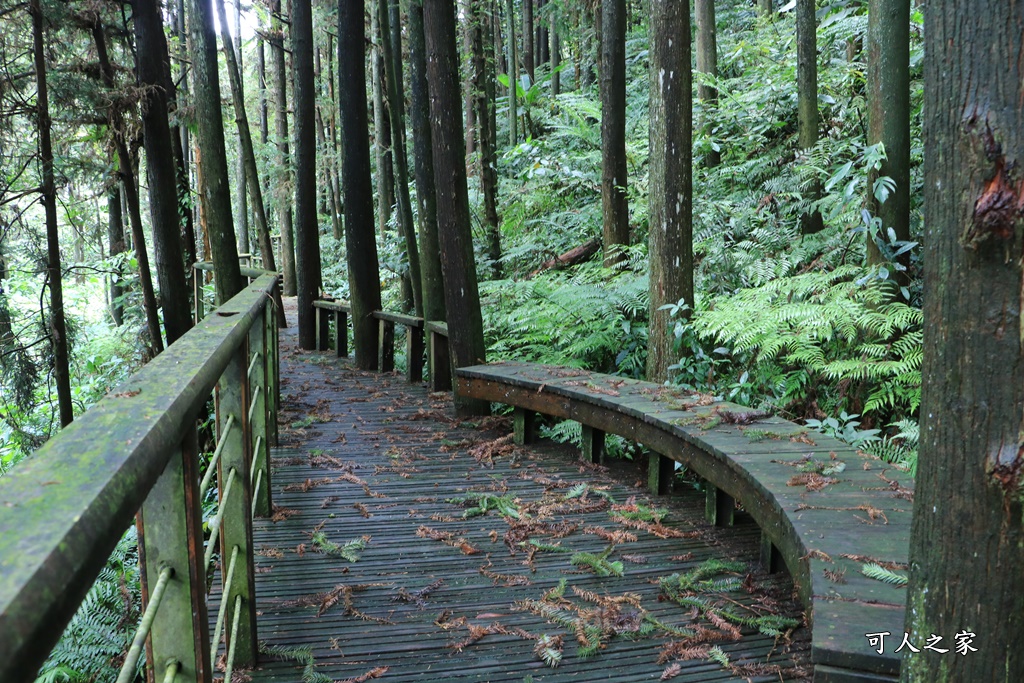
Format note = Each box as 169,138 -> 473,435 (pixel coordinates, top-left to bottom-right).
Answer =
238,310 -> 811,682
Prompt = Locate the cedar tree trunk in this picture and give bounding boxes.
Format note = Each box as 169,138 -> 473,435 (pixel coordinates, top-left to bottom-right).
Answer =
600,0 -> 629,265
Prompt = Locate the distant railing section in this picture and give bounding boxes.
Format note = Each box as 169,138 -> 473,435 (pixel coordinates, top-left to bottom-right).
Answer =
0,274 -> 281,683
313,298 -> 451,390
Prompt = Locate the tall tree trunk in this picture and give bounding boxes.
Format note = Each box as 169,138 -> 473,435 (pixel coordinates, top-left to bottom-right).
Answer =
759,0 -> 773,17
370,0 -> 394,240
136,0 -> 193,345
409,0 -> 447,324
292,0 -> 322,349
905,4 -> 1024,681
537,0 -> 548,65
233,0 -> 249,256
381,0 -> 425,315
462,3 -> 476,160
31,0 -> 73,426
107,186 -> 125,326
424,0 -> 488,416
326,33 -> 344,241
549,2 -> 560,98
600,0 -> 629,265
865,0 -> 910,271
504,0 -> 518,145
92,24 -> 164,352
189,0 -> 244,302
647,0 -> 692,383
471,0 -> 501,278
522,0 -> 534,84
272,0 -> 297,295
173,0 -> 197,288
796,0 -> 823,234
338,0 -> 383,370
695,0 -> 720,168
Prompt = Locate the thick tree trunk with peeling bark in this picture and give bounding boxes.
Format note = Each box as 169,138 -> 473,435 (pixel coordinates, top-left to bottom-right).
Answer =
424,0 -> 489,415
904,5 -> 1024,682
338,0 -> 383,370
646,0 -> 692,383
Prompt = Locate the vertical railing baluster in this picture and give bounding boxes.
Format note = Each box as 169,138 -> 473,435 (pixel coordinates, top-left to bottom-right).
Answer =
267,298 -> 280,447
336,310 -> 348,358
249,307 -> 271,517
193,271 -> 204,324
407,325 -> 425,383
137,430 -> 212,683
379,318 -> 396,372
215,345 -> 258,667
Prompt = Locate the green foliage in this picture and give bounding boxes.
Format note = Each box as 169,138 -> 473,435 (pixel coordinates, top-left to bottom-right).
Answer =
570,545 -> 625,577
312,532 -> 368,562
861,563 -> 908,586
447,491 -> 522,519
36,530 -> 141,683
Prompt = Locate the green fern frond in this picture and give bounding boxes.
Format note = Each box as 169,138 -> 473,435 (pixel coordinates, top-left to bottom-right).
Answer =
861,563 -> 908,586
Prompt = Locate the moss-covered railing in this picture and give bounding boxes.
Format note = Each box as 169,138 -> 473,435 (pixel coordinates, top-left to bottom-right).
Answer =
0,274 -> 280,682
312,298 -> 451,390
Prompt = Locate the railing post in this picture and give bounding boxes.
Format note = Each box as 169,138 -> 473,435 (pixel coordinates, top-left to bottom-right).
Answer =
429,327 -> 452,391
513,407 -> 536,445
267,298 -> 279,447
379,318 -> 395,372
704,482 -> 735,527
407,326 -> 425,383
316,306 -> 330,351
336,310 -> 348,357
581,425 -> 604,464
137,430 -> 212,683
193,272 -> 204,324
215,345 -> 258,667
249,307 -> 272,517
648,451 -> 674,495
760,530 -> 783,573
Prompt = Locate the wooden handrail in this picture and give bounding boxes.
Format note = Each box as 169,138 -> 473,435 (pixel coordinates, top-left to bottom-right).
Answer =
0,275 -> 280,682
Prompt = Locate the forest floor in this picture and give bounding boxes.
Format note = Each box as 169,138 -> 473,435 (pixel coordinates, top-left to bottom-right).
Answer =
230,298 -> 811,682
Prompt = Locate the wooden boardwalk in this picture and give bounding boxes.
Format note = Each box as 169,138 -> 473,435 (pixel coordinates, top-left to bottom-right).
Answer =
242,309 -> 810,682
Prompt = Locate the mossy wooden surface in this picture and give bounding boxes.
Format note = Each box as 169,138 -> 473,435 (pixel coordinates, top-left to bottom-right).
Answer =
457,361 -> 912,680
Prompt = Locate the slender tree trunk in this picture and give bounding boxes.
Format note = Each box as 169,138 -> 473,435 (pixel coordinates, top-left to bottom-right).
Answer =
759,0 -> 773,17
232,0 -> 249,256
647,0 -> 692,383
326,33 -> 344,241
338,0 -> 383,370
695,0 -> 720,168
463,3 -> 476,160
537,0 -> 548,65
905,4 -> 1024,681
549,2 -> 560,98
173,0 -> 197,286
92,24 -> 164,352
505,0 -> 518,146
600,0 -> 629,265
31,0 -> 73,426
370,0 -> 394,239
471,0 -> 501,278
424,0 -> 488,415
107,186 -> 125,326
136,0 -> 193,345
189,0 -> 244,302
493,0 -> 505,79
522,0 -> 534,84
409,0 -> 447,324
796,0 -> 823,234
381,0 -> 425,315
272,0 -> 297,295
865,0 -> 910,270
292,0 -> 321,348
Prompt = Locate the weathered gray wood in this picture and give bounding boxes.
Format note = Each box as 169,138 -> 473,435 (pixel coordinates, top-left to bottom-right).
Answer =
379,319 -> 395,372
0,275 -> 278,682
581,424 -> 604,464
215,346 -> 258,666
138,432 -> 212,682
648,450 -> 674,496
373,309 -> 425,328
760,529 -> 782,574
428,326 -> 451,391
513,406 -> 535,445
249,310 -> 271,517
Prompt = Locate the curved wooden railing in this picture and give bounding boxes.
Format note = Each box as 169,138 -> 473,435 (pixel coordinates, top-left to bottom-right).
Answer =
455,361 -> 911,683
313,298 -> 451,390
0,274 -> 280,683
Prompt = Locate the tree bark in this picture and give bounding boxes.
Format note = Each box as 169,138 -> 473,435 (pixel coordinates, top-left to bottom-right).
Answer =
292,0 -> 322,349
471,0 -> 501,278
189,0 -> 244,303
272,0 -> 297,295
504,0 -> 518,146
424,0 -> 488,415
107,185 -> 125,326
31,0 -> 73,427
92,22 -> 164,353
695,0 -> 720,168
173,0 -> 197,290
759,0 -> 773,17
370,0 -> 394,240
549,1 -> 560,98
338,0 -> 383,370
233,0 -> 249,257
135,0 -> 193,345
381,0 -> 425,315
600,0 -> 629,265
865,0 -> 910,271
796,0 -> 823,234
905,3 -> 1024,681
646,0 -> 692,383
522,0 -> 534,84
409,0 -> 447,324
